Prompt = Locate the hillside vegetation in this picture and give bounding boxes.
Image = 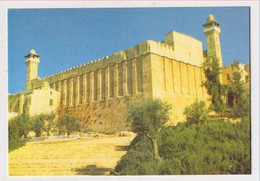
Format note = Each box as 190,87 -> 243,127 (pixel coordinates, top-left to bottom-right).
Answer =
113,117 -> 250,175
113,60 -> 250,175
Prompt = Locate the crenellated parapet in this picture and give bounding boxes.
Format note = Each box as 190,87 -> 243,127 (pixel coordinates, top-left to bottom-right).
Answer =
32,40 -> 175,87
9,14 -> 226,128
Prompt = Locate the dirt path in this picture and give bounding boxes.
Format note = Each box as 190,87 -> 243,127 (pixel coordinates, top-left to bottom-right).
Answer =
9,135 -> 135,176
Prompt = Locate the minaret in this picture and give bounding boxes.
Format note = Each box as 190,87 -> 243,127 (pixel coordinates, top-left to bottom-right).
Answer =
203,14 -> 223,67
25,49 -> 40,91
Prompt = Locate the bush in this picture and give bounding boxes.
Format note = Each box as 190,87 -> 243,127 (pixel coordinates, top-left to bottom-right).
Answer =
57,115 -> 81,137
10,114 -> 30,138
8,119 -> 25,152
183,101 -> 208,126
43,112 -> 56,136
30,114 -> 46,137
226,61 -> 250,118
202,57 -> 226,116
113,119 -> 251,175
113,134 -> 159,175
128,99 -> 171,162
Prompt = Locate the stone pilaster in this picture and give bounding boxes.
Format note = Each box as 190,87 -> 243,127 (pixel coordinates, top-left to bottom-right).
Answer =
82,73 -> 87,103
132,59 -> 137,96
57,81 -> 61,92
75,75 -> 80,106
62,79 -> 67,106
97,69 -> 102,101
114,63 -> 118,98
105,66 -> 110,100
122,61 -> 128,96
193,66 -> 198,98
200,68 -> 206,99
89,71 -> 94,102
69,77 -> 74,107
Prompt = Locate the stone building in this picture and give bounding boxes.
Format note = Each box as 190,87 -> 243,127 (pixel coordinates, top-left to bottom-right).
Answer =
8,14 -> 248,132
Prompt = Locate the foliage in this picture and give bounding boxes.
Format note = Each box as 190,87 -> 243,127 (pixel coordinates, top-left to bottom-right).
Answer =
129,99 -> 171,162
43,112 -> 56,136
113,118 -> 251,175
183,101 -> 208,126
226,60 -> 250,118
57,115 -> 81,137
112,134 -> 159,175
30,114 -> 46,137
10,114 -> 30,138
203,57 -> 226,115
8,118 -> 25,152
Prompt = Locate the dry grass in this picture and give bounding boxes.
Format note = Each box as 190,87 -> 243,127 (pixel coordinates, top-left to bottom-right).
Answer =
9,135 -> 135,176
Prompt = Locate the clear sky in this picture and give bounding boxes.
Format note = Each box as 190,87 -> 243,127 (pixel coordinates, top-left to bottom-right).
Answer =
8,7 -> 250,94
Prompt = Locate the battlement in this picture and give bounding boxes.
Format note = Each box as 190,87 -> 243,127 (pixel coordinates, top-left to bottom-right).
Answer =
32,40 -> 173,86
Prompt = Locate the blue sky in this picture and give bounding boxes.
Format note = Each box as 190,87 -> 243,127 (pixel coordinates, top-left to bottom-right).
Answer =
8,7 -> 250,94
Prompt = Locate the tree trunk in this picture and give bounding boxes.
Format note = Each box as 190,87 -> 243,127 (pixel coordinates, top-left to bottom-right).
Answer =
152,137 -> 162,163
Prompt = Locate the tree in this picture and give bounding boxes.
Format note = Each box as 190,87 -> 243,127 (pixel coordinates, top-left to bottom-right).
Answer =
226,60 -> 250,118
11,114 -> 30,138
8,118 -> 25,152
184,100 -> 208,126
30,114 -> 45,137
57,115 -> 81,137
129,99 -> 171,162
203,57 -> 226,116
43,112 -> 56,136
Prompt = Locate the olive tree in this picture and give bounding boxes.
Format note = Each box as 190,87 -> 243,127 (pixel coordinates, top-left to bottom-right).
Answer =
9,114 -> 30,138
57,115 -> 81,137
129,99 -> 171,162
30,114 -> 45,137
184,100 -> 208,126
43,112 -> 56,136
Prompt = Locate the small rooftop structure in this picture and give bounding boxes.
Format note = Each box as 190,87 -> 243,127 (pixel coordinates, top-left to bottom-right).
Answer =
25,49 -> 40,58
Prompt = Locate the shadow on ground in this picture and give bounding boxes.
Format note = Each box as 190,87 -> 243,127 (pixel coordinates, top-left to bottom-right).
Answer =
115,145 -> 129,151
75,165 -> 113,175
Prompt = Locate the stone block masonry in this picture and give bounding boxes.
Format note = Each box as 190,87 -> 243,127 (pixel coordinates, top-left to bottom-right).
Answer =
9,15 -> 226,132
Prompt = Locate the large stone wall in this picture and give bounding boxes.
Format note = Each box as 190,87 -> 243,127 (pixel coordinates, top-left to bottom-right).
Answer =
165,31 -> 204,67
10,31 -> 211,131
150,53 -> 208,123
45,51 -> 208,129
53,53 -> 153,132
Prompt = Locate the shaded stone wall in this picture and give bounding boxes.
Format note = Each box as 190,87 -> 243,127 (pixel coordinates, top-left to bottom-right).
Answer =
56,53 -> 152,132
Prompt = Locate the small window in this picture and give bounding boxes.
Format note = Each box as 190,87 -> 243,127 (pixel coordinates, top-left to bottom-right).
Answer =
50,91 -> 53,95
49,99 -> 53,106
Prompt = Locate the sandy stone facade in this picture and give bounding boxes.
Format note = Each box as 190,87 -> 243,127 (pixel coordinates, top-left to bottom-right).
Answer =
8,14 -> 249,131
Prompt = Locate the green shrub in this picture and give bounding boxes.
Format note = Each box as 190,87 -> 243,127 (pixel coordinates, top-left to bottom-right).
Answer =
129,99 -> 171,162
183,101 -> 208,126
57,115 -> 81,137
8,118 -> 25,152
113,134 -> 159,175
158,119 -> 250,174
226,61 -> 250,118
202,57 -> 226,116
10,114 -> 30,138
30,114 -> 46,137
43,112 -> 56,136
114,119 -> 251,175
